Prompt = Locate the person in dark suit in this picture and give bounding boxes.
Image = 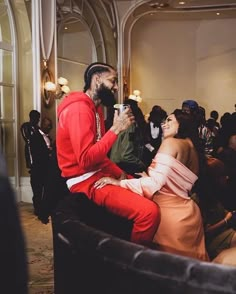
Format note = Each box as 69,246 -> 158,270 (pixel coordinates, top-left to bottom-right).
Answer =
143,105 -> 167,166
20,110 -> 52,215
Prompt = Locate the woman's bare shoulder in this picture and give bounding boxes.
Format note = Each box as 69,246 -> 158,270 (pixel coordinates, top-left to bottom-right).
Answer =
159,137 -> 194,160
158,137 -> 179,157
160,137 -> 182,147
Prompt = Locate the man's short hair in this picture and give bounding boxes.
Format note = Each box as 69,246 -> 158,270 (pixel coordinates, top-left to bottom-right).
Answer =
83,62 -> 115,92
29,110 -> 40,120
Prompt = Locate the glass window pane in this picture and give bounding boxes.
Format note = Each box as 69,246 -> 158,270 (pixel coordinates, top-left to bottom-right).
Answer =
0,121 -> 15,178
5,157 -> 15,178
0,49 -> 12,83
0,3 -> 11,43
0,86 -> 14,119
0,121 -> 15,156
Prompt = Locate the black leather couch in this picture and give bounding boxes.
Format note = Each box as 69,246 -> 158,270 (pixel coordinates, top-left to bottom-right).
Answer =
51,193 -> 236,294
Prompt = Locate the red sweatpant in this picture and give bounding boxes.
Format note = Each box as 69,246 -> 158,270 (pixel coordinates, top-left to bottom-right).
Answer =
70,172 -> 160,244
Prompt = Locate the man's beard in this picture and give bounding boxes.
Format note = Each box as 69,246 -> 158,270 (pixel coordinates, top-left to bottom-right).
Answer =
95,83 -> 117,107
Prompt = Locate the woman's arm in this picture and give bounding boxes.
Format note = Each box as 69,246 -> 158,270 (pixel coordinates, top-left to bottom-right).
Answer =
94,153 -> 171,199
94,138 -> 180,197
205,211 -> 232,234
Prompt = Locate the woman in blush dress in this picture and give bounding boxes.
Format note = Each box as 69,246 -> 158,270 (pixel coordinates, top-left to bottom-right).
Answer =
95,109 -> 209,261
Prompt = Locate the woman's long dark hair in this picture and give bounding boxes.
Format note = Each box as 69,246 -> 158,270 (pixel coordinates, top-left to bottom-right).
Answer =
124,98 -> 147,133
173,109 -> 207,198
173,109 -> 200,145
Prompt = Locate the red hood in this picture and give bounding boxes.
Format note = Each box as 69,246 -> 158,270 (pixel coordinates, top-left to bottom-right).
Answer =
57,91 -> 95,117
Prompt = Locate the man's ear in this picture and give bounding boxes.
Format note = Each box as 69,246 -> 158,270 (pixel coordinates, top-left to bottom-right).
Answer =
90,73 -> 100,88
95,74 -> 102,86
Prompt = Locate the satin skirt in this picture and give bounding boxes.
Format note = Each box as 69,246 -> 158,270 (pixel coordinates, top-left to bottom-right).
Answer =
153,193 -> 209,261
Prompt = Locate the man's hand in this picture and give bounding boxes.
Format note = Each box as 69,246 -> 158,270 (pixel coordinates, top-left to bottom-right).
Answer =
110,108 -> 135,135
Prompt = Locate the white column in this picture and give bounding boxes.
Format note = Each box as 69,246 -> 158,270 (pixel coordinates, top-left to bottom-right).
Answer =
31,0 -> 41,111
39,0 -> 56,64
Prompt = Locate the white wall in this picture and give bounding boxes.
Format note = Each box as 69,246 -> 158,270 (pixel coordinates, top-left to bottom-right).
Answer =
196,19 -> 236,117
130,17 -> 236,118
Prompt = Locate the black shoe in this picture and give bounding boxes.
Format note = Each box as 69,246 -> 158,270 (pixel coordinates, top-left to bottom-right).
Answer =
34,209 -> 39,216
37,215 -> 50,224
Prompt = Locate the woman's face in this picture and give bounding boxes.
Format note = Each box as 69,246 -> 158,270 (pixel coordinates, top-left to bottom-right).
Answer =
161,114 -> 179,139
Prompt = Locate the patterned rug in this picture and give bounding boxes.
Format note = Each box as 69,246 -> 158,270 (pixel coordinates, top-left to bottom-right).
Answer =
18,202 -> 54,294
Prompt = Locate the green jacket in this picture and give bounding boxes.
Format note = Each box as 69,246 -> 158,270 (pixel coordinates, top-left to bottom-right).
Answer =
109,124 -> 146,170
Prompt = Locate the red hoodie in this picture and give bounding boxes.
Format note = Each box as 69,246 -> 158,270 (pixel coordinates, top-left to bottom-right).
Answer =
56,91 -> 123,179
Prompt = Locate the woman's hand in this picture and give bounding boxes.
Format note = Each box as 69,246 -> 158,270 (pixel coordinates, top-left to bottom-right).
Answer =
94,177 -> 120,189
119,172 -> 127,180
225,211 -> 233,223
135,171 -> 148,178
205,211 -> 233,234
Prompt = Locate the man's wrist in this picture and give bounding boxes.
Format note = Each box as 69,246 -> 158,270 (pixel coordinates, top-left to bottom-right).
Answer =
110,126 -> 120,135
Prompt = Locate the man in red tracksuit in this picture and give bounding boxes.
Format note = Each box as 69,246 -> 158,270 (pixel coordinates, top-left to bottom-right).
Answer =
56,62 -> 160,244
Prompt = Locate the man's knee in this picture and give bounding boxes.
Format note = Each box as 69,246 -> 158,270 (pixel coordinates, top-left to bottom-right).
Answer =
148,202 -> 160,224
139,201 -> 160,223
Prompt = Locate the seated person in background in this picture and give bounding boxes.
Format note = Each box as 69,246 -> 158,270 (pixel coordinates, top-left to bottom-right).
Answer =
143,105 -> 167,166
109,91 -> 147,176
217,134 -> 236,210
95,109 -> 209,261
56,62 -> 160,245
199,157 -> 236,261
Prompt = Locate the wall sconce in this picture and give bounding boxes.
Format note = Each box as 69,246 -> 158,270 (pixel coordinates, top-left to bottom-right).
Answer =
41,59 -> 70,107
128,90 -> 142,103
44,77 -> 70,100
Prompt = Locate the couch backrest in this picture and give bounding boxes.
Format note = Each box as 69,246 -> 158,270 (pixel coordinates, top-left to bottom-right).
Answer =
52,194 -> 236,294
